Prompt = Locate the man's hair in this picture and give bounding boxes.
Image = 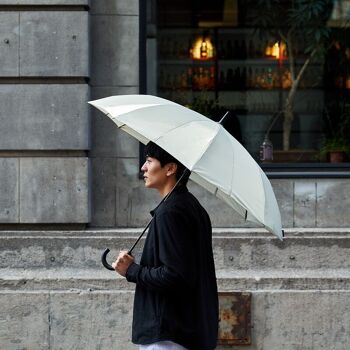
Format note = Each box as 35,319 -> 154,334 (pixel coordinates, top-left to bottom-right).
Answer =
144,142 -> 190,186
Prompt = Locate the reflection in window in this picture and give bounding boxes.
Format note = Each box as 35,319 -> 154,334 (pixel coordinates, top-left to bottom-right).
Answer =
147,0 -> 350,164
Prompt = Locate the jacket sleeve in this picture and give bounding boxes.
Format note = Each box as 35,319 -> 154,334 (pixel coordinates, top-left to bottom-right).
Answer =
125,210 -> 196,292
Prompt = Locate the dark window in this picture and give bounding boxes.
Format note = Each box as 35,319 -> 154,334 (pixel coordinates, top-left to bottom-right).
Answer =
144,0 -> 350,175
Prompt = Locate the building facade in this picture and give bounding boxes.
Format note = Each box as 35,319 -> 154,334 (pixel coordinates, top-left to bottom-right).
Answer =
1,0 -> 350,349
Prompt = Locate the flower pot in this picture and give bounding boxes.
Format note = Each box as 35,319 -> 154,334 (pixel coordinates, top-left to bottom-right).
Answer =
329,151 -> 345,163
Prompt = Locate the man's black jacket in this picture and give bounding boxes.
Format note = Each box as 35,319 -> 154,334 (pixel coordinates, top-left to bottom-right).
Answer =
126,185 -> 218,350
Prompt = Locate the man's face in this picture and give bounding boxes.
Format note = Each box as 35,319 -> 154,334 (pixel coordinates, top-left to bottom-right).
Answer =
141,156 -> 169,190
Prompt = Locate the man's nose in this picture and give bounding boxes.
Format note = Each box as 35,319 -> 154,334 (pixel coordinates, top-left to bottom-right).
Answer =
141,162 -> 147,172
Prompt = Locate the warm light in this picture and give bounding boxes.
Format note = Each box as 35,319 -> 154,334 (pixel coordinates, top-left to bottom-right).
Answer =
191,36 -> 215,60
271,42 -> 280,58
265,41 -> 287,60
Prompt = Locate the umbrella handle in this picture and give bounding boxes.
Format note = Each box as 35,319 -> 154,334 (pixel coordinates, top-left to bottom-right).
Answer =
101,248 -> 115,271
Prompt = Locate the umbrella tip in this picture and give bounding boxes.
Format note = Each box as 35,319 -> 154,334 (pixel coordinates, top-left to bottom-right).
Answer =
218,111 -> 230,125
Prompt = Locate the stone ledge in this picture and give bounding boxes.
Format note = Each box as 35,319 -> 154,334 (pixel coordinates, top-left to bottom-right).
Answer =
1,268 -> 350,291
1,227 -> 350,237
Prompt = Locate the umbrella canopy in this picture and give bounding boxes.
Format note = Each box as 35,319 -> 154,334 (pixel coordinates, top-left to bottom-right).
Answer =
89,94 -> 283,240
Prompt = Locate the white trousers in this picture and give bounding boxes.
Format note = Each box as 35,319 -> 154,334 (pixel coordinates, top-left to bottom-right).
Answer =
139,340 -> 188,350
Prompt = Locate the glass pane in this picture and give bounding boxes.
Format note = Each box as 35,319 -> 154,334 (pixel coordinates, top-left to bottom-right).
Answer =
147,0 -> 350,164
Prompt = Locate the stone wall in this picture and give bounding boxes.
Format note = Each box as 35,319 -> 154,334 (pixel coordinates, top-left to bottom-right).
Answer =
1,228 -> 350,349
0,0 -> 89,226
89,0 -> 140,227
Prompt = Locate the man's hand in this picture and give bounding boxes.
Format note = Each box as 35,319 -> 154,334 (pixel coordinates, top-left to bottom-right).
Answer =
112,250 -> 134,277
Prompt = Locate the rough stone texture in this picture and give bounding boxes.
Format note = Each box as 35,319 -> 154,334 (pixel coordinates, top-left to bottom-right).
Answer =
270,179 -> 294,227
1,289 -> 349,350
1,229 -> 350,349
2,229 -> 350,271
88,0 -> 140,228
294,180 -> 316,227
49,291 -> 135,349
90,0 -> 138,15
90,157 -> 117,227
0,158 -> 18,223
0,84 -> 89,150
0,12 -> 19,77
90,87 -> 139,157
216,291 -> 350,350
115,157 -> 159,227
19,12 -> 88,77
190,181 -> 253,228
90,14 -> 139,86
0,293 -> 50,350
90,113 -> 139,157
19,157 -> 89,223
317,179 -> 350,227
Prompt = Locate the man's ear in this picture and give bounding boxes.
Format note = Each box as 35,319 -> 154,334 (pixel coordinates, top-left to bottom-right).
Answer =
166,162 -> 177,177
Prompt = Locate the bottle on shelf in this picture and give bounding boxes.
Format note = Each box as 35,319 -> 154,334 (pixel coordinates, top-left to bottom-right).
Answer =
260,137 -> 273,162
200,40 -> 208,59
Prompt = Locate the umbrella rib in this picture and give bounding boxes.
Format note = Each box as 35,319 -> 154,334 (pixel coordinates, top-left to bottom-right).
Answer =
153,120 -> 219,166
189,123 -> 221,168
154,119 -> 209,140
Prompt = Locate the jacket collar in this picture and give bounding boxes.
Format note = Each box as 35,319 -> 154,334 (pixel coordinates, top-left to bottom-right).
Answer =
150,185 -> 188,216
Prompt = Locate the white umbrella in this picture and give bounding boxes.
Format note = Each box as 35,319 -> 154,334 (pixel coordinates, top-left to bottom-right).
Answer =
89,94 -> 284,241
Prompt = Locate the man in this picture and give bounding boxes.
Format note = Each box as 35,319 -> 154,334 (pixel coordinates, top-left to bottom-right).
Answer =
113,142 -> 218,350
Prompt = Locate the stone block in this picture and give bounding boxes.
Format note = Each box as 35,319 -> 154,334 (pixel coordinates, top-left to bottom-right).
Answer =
0,158 -> 19,223
0,84 -> 89,150
0,292 -> 49,350
90,15 -> 139,86
294,180 -> 316,227
115,158 -> 159,227
90,0 -> 139,15
317,179 -> 350,227
0,12 -> 19,77
90,87 -> 139,157
242,291 -> 350,350
50,291 -> 135,349
271,179 -> 294,228
189,181 -> 254,228
90,157 -> 117,227
221,232 -> 350,271
19,157 -> 89,223
20,12 -> 88,76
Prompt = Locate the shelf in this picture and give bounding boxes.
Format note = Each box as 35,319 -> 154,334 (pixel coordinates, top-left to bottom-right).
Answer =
159,58 -> 324,66
158,87 -> 325,92
159,59 -> 215,65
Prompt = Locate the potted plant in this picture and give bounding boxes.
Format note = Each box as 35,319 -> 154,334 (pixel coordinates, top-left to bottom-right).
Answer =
319,102 -> 350,163
319,136 -> 350,162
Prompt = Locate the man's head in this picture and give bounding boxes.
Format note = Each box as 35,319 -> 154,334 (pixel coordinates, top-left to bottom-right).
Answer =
141,142 -> 190,192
